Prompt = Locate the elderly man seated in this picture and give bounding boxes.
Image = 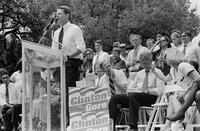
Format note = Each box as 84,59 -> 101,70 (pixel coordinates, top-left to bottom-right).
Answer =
109,51 -> 165,131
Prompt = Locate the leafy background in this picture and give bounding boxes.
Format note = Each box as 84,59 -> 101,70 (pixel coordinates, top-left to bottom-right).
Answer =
0,0 -> 199,52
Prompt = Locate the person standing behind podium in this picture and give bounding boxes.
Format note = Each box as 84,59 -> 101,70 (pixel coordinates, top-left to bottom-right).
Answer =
51,5 -> 86,125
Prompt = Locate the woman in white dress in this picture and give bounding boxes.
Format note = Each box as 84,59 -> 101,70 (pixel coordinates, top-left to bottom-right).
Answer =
151,47 -> 200,131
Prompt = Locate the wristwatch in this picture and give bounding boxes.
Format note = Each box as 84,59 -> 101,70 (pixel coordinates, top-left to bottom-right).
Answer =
67,55 -> 70,60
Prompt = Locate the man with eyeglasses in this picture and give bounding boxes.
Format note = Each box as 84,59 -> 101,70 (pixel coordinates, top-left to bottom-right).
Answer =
0,69 -> 22,131
178,31 -> 200,72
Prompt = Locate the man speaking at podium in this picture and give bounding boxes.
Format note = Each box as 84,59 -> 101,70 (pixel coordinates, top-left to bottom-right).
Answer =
51,5 -> 86,125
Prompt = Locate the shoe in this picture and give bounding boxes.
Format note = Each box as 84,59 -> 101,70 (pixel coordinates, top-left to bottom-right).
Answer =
165,113 -> 185,122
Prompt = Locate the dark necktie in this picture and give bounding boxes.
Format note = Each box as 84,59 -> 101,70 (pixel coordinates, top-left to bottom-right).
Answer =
142,70 -> 149,92
182,44 -> 187,55
109,72 -> 115,96
5,84 -> 9,103
58,27 -> 64,49
95,53 -> 100,65
134,48 -> 138,58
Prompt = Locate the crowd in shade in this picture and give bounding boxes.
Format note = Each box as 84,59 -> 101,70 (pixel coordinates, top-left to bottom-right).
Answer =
1,14 -> 200,130
81,28 -> 200,131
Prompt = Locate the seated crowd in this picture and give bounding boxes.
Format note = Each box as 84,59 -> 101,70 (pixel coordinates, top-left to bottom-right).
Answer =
82,30 -> 200,131
1,29 -> 200,131
0,61 -> 61,131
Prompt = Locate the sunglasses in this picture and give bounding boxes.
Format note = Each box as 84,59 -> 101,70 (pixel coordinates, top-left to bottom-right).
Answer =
2,76 -> 8,79
51,80 -> 55,83
160,39 -> 166,42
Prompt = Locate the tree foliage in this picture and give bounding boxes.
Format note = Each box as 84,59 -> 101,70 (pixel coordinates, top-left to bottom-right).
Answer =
0,0 -> 199,52
71,0 -> 200,51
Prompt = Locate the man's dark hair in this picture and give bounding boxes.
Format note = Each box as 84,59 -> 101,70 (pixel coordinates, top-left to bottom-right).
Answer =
156,30 -> 167,36
171,29 -> 181,35
58,6 -> 71,14
94,39 -> 103,46
129,27 -> 141,36
0,69 -> 9,77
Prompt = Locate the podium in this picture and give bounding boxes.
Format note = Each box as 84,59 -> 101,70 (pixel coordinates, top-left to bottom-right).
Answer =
21,40 -> 67,131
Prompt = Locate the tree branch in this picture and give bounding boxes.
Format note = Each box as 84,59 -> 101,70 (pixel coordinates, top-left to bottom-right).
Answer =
0,23 -> 19,32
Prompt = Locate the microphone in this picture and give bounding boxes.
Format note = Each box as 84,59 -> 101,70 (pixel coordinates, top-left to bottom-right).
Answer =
43,17 -> 57,32
38,15 -> 57,44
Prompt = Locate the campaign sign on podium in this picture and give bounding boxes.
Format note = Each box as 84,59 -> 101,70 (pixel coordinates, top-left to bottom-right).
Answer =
22,40 -> 67,131
67,86 -> 111,131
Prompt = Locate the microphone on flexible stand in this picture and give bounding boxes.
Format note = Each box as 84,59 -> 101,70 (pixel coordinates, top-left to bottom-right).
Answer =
43,17 -> 56,33
38,16 -> 57,45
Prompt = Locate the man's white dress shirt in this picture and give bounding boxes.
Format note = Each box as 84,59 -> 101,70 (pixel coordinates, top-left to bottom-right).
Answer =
95,69 -> 127,95
52,22 -> 86,59
0,82 -> 21,105
178,42 -> 200,71
92,50 -> 110,70
127,68 -> 164,96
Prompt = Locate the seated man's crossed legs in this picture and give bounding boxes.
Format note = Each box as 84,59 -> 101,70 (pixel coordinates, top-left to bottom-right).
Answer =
1,104 -> 22,131
109,93 -> 157,131
1,104 -> 13,131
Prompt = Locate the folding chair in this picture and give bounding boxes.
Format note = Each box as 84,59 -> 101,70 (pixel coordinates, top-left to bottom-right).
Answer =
138,106 -> 153,131
145,93 -> 168,131
115,94 -> 164,131
115,105 -> 130,131
185,104 -> 200,131
116,106 -> 153,131
149,85 -> 188,131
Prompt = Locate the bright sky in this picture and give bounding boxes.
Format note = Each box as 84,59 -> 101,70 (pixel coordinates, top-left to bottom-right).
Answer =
189,0 -> 200,15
